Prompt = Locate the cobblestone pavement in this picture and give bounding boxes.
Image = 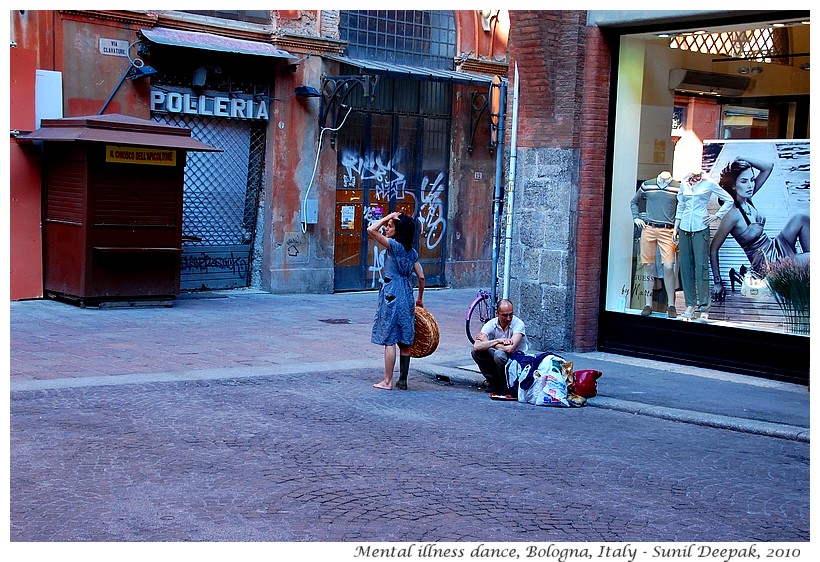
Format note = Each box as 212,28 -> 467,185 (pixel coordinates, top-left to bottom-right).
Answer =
8,289 -> 810,545
11,367 -> 808,542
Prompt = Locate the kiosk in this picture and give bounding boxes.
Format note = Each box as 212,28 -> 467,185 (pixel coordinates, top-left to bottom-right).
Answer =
21,114 -> 219,306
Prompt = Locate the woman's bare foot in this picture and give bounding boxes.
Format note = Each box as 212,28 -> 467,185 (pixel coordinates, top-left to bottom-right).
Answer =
373,381 -> 392,390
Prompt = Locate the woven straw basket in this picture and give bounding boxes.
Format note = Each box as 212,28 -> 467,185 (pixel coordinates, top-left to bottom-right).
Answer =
408,306 -> 439,358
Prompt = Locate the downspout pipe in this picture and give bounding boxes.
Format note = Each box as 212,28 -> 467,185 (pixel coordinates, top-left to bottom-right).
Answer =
490,78 -> 507,308
502,62 -> 520,299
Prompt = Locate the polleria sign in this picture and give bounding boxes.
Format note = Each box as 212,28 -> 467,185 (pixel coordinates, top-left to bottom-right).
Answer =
150,89 -> 269,121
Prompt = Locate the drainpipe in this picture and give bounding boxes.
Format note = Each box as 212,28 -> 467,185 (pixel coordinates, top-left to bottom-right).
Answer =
489,78 -> 507,308
502,62 -> 520,299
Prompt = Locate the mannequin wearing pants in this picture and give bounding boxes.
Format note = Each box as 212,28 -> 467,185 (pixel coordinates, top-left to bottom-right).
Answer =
676,228 -> 711,318
673,170 -> 734,320
630,171 -> 680,317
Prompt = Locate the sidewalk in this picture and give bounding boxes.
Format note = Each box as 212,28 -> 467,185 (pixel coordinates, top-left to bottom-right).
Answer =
9,287 -> 809,442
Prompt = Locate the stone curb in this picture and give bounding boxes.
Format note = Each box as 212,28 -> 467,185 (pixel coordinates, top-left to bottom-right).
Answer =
413,364 -> 811,443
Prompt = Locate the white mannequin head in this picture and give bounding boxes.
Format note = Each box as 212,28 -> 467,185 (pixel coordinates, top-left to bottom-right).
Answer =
657,171 -> 672,187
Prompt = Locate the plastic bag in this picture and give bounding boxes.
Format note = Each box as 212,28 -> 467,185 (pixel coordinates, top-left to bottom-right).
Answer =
506,353 -> 570,407
531,355 -> 570,407
510,354 -> 568,407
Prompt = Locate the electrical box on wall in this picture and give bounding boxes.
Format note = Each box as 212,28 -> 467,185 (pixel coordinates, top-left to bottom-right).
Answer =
303,199 -> 318,224
35,70 -> 63,127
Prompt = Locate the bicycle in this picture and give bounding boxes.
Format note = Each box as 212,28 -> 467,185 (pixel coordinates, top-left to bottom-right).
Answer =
465,288 -> 495,344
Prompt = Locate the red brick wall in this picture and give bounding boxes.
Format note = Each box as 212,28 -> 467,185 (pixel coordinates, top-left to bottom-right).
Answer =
574,26 -> 612,350
509,11 -> 585,149
508,12 -> 612,351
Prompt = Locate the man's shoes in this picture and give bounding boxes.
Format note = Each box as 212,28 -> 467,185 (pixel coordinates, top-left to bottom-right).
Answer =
641,305 -> 652,316
667,306 -> 677,318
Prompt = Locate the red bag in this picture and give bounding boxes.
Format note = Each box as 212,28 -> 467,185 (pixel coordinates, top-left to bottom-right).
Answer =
570,369 -> 602,398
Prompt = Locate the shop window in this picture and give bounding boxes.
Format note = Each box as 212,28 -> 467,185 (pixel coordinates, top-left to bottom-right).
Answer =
604,18 -> 810,337
720,106 -> 770,139
340,10 -> 457,69
182,11 -> 271,25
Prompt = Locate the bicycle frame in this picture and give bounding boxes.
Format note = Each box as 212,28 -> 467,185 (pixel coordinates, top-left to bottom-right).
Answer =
465,289 -> 490,321
466,288 -> 494,344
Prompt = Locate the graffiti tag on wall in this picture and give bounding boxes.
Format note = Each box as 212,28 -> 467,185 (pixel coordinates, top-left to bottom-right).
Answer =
369,246 -> 386,288
341,149 -> 447,250
419,172 -> 446,249
341,151 -> 407,201
181,252 -> 249,277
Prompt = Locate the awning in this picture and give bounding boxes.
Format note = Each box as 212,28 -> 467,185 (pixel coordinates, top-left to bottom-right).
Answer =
324,55 -> 497,86
140,27 -> 295,59
19,114 -> 221,152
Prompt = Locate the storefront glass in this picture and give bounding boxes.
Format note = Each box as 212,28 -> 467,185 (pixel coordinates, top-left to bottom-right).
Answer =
604,17 -> 810,337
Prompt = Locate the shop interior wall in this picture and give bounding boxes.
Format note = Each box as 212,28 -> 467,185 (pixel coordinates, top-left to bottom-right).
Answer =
636,24 -> 810,181
605,36 -> 645,311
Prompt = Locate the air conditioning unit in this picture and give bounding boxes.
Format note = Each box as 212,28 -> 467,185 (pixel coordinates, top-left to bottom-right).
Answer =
668,69 -> 750,97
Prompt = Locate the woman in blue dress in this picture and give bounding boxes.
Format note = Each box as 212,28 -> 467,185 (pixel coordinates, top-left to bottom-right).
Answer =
368,211 -> 425,390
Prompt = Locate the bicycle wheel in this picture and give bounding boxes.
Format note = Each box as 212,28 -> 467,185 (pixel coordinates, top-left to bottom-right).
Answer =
466,294 -> 493,344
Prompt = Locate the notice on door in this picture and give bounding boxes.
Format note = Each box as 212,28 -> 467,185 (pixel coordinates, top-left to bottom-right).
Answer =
105,145 -> 177,166
341,205 -> 356,230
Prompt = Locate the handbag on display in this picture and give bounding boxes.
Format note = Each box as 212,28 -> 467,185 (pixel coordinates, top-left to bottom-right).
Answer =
740,273 -> 772,298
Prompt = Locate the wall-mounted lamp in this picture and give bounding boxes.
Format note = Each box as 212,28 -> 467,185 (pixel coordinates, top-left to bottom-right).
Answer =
128,60 -> 158,80
294,85 -> 321,98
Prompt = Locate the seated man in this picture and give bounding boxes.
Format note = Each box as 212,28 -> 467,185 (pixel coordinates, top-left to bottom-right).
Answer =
470,299 -> 528,394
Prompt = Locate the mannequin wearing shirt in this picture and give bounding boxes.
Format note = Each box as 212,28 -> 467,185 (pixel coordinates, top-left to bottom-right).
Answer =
672,170 -> 734,320
630,171 -> 680,318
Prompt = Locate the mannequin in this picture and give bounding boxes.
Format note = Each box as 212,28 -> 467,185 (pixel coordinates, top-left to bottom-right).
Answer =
630,171 -> 680,318
673,170 -> 734,321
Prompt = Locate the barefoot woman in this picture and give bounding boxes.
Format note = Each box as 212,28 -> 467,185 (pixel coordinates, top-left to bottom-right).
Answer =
368,211 -> 425,390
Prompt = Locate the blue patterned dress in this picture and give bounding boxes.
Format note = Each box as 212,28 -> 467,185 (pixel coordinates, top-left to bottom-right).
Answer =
371,238 -> 418,346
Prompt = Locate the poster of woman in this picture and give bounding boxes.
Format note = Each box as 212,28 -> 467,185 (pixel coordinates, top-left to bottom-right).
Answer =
700,139 -> 810,334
